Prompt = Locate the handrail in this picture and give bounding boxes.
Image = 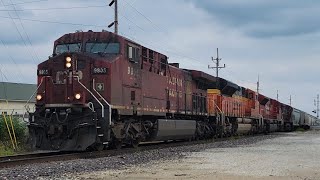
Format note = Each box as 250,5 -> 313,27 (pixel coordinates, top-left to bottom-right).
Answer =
9,110 -> 18,149
213,99 -> 223,114
73,76 -> 105,118
24,76 -> 47,112
2,113 -> 15,150
259,114 -> 264,126
87,102 -> 95,112
92,79 -> 112,126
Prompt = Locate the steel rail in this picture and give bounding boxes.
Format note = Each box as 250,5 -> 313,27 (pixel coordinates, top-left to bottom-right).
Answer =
0,134 -> 268,169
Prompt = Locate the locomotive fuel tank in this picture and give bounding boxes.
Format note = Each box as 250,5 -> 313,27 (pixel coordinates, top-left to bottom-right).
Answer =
269,124 -> 278,132
237,124 -> 252,135
152,119 -> 196,141
236,118 -> 252,134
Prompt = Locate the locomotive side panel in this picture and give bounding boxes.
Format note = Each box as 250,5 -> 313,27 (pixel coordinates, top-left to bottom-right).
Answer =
184,73 -> 193,114
245,89 -> 260,118
141,71 -> 167,115
140,48 -> 168,116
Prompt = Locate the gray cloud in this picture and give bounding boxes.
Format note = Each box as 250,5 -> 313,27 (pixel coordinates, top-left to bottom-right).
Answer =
0,0 -> 318,113
190,0 -> 320,38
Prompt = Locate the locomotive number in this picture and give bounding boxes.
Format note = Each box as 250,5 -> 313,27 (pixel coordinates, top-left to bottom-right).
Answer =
37,69 -> 50,76
93,67 -> 108,74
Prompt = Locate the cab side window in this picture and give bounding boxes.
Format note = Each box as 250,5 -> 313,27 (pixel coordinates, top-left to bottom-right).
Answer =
148,50 -> 154,64
127,45 -> 140,63
160,57 -> 167,76
142,47 -> 147,62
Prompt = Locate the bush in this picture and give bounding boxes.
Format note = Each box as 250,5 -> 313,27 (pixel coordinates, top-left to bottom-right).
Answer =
295,127 -> 305,132
0,143 -> 14,156
0,116 -> 28,154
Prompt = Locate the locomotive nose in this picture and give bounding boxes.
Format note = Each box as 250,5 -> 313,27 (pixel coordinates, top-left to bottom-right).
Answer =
37,53 -> 88,105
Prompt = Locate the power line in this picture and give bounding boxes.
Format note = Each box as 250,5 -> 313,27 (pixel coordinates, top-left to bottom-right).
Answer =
0,0 -> 38,64
117,11 -> 201,62
7,0 -> 41,62
122,0 -> 169,35
0,15 -> 106,27
0,6 -> 241,86
0,68 -> 9,82
0,2 -> 202,66
110,5 -> 145,32
0,0 -> 48,7
0,0 -> 39,64
118,0 -> 201,63
0,39 -> 24,82
0,1 -> 246,87
0,4 -> 108,11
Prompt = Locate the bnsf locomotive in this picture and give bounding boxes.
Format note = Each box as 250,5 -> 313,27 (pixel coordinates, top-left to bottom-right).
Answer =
28,31 -> 313,151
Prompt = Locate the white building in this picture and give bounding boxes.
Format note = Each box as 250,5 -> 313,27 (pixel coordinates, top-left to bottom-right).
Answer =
0,82 -> 36,118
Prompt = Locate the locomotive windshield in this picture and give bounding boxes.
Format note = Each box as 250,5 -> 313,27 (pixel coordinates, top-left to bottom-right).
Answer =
85,42 -> 120,54
55,43 -> 81,54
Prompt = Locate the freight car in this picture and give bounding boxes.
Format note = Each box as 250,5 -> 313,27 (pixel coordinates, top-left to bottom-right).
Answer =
298,112 -> 315,130
291,109 -> 314,130
26,31 -> 307,151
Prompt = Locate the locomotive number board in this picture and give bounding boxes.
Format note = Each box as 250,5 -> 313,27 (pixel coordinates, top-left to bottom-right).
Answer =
92,67 -> 108,74
37,69 -> 50,76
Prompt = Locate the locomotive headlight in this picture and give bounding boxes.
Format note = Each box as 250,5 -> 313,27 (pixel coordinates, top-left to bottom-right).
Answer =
75,93 -> 81,100
36,94 -> 42,101
66,56 -> 72,62
66,62 -> 72,68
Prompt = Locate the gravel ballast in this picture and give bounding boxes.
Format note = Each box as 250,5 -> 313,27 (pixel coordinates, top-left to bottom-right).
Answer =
0,134 -> 283,180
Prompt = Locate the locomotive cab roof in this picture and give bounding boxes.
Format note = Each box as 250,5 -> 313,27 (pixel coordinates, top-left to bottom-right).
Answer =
52,30 -> 168,62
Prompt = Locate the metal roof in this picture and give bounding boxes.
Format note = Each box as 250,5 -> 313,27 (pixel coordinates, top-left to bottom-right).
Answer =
0,82 -> 36,102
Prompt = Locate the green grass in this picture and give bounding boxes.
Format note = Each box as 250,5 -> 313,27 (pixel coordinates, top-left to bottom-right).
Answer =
295,127 -> 305,132
0,141 -> 29,157
0,143 -> 15,156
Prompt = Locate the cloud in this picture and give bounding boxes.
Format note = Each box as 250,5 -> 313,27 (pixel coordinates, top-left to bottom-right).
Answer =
0,0 -> 318,114
190,0 -> 320,38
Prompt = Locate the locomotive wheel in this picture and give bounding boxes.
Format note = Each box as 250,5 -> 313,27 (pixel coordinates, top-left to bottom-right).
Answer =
95,143 -> 105,151
131,139 -> 140,148
112,140 -> 122,150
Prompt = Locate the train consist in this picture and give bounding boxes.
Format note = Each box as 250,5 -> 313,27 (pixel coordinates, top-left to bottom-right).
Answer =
27,31 -> 316,151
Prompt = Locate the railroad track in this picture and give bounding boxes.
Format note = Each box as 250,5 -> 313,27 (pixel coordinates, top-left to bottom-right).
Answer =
0,142 -> 184,169
0,134 -> 266,169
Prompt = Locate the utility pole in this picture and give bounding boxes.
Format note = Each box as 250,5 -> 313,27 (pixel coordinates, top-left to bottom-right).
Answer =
257,75 -> 260,115
317,94 -> 319,118
312,95 -> 319,119
257,75 -> 260,95
108,0 -> 118,34
289,95 -> 292,106
277,90 -> 279,101
208,48 -> 225,88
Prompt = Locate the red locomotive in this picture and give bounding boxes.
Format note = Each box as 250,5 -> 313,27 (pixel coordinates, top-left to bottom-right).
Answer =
28,31 -> 305,151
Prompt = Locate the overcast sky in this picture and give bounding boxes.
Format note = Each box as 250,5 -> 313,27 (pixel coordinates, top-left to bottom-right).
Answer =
0,0 -> 319,114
